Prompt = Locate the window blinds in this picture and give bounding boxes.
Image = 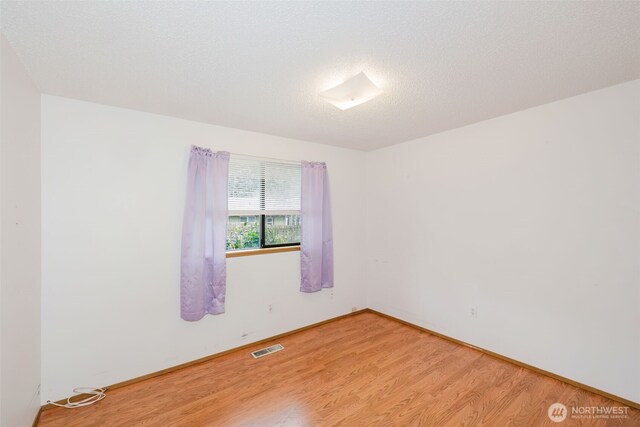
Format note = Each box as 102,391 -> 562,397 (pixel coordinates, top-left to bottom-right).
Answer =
228,156 -> 301,215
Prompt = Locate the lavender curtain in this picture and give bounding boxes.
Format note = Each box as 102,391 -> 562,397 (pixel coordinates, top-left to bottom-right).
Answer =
181,146 -> 230,321
300,161 -> 334,292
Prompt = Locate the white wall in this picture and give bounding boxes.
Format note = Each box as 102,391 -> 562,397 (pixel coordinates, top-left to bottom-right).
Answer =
40,78 -> 639,405
40,95 -> 366,403
0,35 -> 42,425
366,80 -> 640,403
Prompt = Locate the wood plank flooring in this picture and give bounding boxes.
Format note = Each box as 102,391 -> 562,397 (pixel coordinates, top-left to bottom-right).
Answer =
38,312 -> 640,426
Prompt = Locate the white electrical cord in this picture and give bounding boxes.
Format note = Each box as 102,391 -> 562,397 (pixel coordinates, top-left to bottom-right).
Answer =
46,387 -> 107,408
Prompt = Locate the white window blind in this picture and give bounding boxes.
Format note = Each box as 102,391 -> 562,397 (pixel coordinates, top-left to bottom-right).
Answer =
228,155 -> 301,215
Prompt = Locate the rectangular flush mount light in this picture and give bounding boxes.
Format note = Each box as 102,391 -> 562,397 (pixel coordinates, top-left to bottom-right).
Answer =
319,72 -> 383,110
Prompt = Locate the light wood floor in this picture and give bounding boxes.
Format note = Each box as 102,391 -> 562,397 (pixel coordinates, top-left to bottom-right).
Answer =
39,312 -> 639,426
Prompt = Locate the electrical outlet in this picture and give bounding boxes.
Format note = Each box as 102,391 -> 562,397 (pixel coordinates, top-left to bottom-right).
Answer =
470,307 -> 478,319
268,304 -> 273,312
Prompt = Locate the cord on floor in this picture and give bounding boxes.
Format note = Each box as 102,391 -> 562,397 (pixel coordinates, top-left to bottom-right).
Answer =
46,387 -> 107,408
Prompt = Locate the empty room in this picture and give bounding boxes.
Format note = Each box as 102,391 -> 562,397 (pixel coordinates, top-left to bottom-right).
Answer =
1,1 -> 639,426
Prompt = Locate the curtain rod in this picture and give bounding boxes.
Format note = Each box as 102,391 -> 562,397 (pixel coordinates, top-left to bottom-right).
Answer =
191,145 -> 303,165
229,152 -> 302,165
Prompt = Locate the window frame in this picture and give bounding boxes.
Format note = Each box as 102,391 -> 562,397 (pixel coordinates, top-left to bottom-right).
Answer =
258,171 -> 300,249
260,214 -> 301,249
226,158 -> 301,253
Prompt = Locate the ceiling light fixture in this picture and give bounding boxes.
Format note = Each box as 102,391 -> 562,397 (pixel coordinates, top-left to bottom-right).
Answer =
319,72 -> 383,110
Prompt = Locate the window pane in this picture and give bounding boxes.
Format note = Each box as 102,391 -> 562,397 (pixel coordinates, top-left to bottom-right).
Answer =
264,215 -> 301,246
264,162 -> 301,212
228,156 -> 301,215
227,216 -> 261,250
228,158 -> 263,212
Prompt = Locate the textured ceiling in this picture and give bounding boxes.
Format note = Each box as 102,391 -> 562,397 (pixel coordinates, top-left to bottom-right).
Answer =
1,1 -> 639,151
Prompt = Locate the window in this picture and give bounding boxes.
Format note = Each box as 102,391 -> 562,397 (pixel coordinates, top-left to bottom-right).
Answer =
227,156 -> 301,251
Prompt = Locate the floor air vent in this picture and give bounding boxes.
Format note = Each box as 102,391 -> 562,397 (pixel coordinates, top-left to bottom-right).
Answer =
251,344 -> 284,358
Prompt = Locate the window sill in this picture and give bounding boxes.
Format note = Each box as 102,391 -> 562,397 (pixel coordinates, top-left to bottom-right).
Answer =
226,246 -> 300,258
